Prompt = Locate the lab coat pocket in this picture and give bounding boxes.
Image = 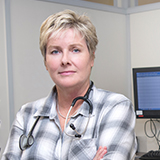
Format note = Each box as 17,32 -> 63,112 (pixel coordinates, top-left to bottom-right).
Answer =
68,138 -> 97,160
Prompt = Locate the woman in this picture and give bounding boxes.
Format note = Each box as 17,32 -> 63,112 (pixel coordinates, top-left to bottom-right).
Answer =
2,10 -> 136,160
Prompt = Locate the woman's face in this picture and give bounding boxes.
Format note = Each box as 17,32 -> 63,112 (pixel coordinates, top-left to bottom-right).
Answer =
45,28 -> 94,90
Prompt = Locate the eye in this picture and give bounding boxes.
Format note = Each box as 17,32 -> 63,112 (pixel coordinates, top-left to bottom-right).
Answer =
73,48 -> 80,53
51,50 -> 60,54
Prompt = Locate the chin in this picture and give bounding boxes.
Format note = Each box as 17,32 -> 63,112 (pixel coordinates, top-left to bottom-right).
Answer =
56,80 -> 83,89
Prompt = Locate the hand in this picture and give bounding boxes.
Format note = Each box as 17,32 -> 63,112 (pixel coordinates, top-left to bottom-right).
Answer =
93,146 -> 107,160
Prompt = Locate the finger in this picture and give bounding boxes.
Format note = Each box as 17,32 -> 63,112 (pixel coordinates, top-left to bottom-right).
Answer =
99,146 -> 107,158
96,146 -> 107,158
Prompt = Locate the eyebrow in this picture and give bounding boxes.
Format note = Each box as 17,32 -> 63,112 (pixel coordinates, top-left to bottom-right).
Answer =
47,45 -> 60,49
69,43 -> 84,48
47,43 -> 84,49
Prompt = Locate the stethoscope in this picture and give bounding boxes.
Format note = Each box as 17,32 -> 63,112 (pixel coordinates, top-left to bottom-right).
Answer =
19,81 -> 93,151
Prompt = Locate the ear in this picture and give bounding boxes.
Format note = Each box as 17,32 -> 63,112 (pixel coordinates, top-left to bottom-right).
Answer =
44,60 -> 48,71
91,52 -> 95,67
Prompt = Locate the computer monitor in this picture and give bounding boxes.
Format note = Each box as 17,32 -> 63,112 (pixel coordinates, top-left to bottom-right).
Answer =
133,67 -> 160,118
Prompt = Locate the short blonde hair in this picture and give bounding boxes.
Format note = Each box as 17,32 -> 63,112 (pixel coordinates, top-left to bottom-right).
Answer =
39,10 -> 98,60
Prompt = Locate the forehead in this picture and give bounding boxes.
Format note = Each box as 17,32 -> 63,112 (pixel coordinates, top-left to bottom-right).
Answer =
48,28 -> 84,43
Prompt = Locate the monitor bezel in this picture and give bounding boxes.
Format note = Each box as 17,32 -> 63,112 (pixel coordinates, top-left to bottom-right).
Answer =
133,66 -> 160,119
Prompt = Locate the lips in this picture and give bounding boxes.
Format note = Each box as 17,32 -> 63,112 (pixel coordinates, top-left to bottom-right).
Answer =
59,71 -> 76,76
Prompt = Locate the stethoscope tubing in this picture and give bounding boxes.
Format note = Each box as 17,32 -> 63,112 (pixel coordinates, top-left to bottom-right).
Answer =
71,96 -> 93,114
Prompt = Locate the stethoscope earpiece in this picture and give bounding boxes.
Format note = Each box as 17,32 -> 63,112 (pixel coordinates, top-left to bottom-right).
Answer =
75,134 -> 81,138
70,123 -> 76,130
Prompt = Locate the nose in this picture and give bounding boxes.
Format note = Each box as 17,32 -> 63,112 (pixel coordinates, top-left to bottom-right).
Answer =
61,51 -> 70,66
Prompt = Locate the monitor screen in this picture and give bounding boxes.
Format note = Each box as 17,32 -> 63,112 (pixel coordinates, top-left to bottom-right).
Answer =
133,67 -> 160,118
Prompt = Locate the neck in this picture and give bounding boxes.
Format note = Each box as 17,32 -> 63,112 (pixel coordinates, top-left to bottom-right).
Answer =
56,81 -> 90,108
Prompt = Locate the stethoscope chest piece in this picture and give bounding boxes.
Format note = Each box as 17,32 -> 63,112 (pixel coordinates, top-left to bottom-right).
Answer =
19,134 -> 34,151
19,116 -> 40,151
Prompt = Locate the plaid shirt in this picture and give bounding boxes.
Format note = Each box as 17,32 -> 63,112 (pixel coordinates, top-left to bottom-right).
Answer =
2,85 -> 137,160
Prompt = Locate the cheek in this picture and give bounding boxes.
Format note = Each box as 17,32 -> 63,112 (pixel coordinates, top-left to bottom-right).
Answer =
76,58 -> 93,71
45,57 -> 59,72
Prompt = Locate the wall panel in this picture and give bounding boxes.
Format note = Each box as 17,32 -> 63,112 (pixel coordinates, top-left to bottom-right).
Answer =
0,0 -> 10,157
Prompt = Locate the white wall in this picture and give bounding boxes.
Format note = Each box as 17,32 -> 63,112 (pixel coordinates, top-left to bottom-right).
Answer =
130,9 -> 160,152
0,0 -> 128,157
0,0 -> 10,157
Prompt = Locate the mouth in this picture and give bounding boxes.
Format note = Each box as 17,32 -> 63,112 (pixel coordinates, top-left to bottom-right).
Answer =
59,71 -> 76,76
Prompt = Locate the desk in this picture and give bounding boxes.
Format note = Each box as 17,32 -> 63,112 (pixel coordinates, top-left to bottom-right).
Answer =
134,152 -> 145,160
